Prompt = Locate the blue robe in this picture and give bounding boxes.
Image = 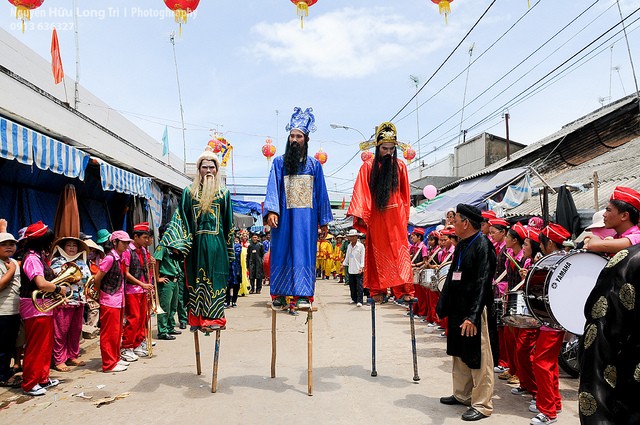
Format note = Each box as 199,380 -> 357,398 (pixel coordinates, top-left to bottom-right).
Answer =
264,155 -> 333,297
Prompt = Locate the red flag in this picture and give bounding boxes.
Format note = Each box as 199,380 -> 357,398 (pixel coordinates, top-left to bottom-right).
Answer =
341,197 -> 345,209
51,28 -> 64,85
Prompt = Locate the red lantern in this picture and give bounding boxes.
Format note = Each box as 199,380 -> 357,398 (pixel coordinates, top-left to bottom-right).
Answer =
262,138 -> 277,163
291,0 -> 318,29
8,0 -> 44,32
361,151 -> 374,162
403,147 -> 416,163
163,0 -> 200,33
431,0 -> 453,24
314,147 -> 328,166
208,138 -> 223,154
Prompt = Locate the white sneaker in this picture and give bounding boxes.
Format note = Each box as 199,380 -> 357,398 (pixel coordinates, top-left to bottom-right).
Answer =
494,365 -> 508,373
530,413 -> 557,424
25,384 -> 47,396
133,344 -> 149,357
356,303 -> 362,307
349,301 -> 356,304
118,360 -> 131,367
106,364 -> 128,373
121,348 -> 139,362
40,378 -> 59,389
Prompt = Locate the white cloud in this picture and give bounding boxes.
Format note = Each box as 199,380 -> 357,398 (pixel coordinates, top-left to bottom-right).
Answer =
247,7 -> 457,79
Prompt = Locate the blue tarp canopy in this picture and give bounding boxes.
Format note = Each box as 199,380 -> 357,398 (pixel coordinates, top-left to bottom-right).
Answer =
410,167 -> 527,226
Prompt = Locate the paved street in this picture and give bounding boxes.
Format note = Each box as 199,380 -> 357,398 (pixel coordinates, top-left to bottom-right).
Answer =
0,279 -> 580,424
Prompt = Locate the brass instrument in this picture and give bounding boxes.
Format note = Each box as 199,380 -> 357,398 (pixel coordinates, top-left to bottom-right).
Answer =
84,276 -> 99,302
32,262 -> 82,312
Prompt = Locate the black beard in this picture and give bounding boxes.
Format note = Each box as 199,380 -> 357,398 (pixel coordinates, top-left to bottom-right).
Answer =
370,154 -> 399,211
284,142 -> 307,175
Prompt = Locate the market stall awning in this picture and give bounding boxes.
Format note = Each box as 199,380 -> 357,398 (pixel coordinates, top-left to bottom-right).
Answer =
410,167 -> 528,226
99,160 -> 151,199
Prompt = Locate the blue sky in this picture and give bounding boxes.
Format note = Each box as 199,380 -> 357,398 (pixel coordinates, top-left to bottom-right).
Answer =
2,0 -> 640,197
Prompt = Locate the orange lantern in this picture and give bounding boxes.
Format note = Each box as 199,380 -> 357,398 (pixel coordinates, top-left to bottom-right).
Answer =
163,0 -> 200,34
262,138 -> 277,163
8,0 -> 44,32
431,0 -> 453,24
291,0 -> 317,29
361,151 -> 373,162
314,147 -> 327,166
403,146 -> 416,163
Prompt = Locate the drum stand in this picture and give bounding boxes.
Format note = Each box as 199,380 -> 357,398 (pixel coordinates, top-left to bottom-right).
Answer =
193,326 -> 226,393
269,304 -> 317,396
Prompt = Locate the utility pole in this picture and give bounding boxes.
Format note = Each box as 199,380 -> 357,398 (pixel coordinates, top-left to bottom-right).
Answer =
170,32 -> 187,173
459,43 -> 474,145
409,75 -> 422,163
504,111 -> 510,161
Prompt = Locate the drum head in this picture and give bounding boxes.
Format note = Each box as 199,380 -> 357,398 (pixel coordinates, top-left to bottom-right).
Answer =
437,262 -> 451,292
547,251 -> 607,334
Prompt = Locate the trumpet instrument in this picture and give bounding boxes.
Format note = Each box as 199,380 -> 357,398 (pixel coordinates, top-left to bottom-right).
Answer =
32,262 -> 82,312
84,276 -> 99,302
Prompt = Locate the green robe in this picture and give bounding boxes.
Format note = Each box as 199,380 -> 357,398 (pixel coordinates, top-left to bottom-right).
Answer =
176,185 -> 234,320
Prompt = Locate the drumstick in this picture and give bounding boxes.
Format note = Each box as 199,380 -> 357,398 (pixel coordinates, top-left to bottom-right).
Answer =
426,247 -> 441,266
369,297 -> 377,377
504,251 -> 524,272
494,269 -> 507,283
512,279 -> 526,292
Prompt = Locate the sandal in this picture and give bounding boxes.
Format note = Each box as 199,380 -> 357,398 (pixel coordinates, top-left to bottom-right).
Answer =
66,359 -> 86,367
53,363 -> 71,372
0,378 -> 22,388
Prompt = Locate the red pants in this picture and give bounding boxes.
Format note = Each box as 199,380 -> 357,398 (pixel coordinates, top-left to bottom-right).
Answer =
427,289 -> 440,324
413,284 -> 428,316
497,326 -> 509,368
391,282 -> 415,299
532,330 -> 564,418
514,328 -> 539,392
122,293 -> 148,349
504,326 -> 518,376
53,305 -> 83,365
100,306 -> 123,372
22,316 -> 53,392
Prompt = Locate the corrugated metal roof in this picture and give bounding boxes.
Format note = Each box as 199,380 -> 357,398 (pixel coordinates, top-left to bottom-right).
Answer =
441,95 -> 640,192
505,135 -> 640,217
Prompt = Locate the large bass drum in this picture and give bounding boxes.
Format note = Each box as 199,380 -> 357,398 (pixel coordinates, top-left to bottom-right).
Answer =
524,250 -> 607,335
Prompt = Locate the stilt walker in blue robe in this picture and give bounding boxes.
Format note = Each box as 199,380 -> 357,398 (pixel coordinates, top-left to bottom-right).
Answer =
264,107 -> 333,314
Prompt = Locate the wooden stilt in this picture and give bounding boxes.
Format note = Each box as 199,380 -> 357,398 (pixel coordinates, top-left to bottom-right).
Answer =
271,309 -> 277,378
307,309 -> 313,396
212,329 -> 221,393
194,331 -> 202,375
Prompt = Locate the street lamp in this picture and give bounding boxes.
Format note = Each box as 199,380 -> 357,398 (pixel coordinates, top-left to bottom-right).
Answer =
329,123 -> 369,141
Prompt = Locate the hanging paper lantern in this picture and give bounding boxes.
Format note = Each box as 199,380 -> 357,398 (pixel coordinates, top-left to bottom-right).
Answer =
262,138 -> 276,162
8,0 -> 44,32
163,0 -> 200,34
403,146 -> 416,163
291,0 -> 318,29
361,151 -> 374,162
314,147 -> 328,165
431,0 -> 453,24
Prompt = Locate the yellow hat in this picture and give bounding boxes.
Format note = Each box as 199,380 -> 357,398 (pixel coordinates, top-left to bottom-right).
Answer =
375,122 -> 398,146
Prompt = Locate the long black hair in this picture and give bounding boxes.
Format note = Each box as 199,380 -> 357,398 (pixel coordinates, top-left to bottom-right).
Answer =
370,144 -> 399,211
22,229 -> 55,256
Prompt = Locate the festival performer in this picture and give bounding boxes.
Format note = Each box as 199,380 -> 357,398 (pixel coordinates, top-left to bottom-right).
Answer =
84,238 -> 105,329
225,237 -> 242,308
578,240 -> 640,422
49,236 -> 91,372
0,226 -> 21,388
94,231 -> 131,372
522,224 -> 570,425
317,235 -> 332,280
120,223 -> 152,361
437,204 -> 496,421
19,222 -> 62,395
247,233 -> 265,294
173,147 -> 235,332
264,107 -> 333,313
347,122 -> 413,304
421,230 -> 441,327
154,224 -> 187,340
584,186 -> 640,253
409,228 -> 428,318
332,234 -> 345,283
487,218 -> 510,375
239,230 -> 251,296
481,210 -> 496,238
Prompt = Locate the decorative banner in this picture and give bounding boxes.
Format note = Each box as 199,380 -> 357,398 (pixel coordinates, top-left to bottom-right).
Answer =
423,185 -> 437,200
291,0 -> 317,29
8,0 -> 44,32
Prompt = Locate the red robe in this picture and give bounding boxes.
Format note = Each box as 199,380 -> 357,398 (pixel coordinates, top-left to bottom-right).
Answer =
347,158 -> 413,296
